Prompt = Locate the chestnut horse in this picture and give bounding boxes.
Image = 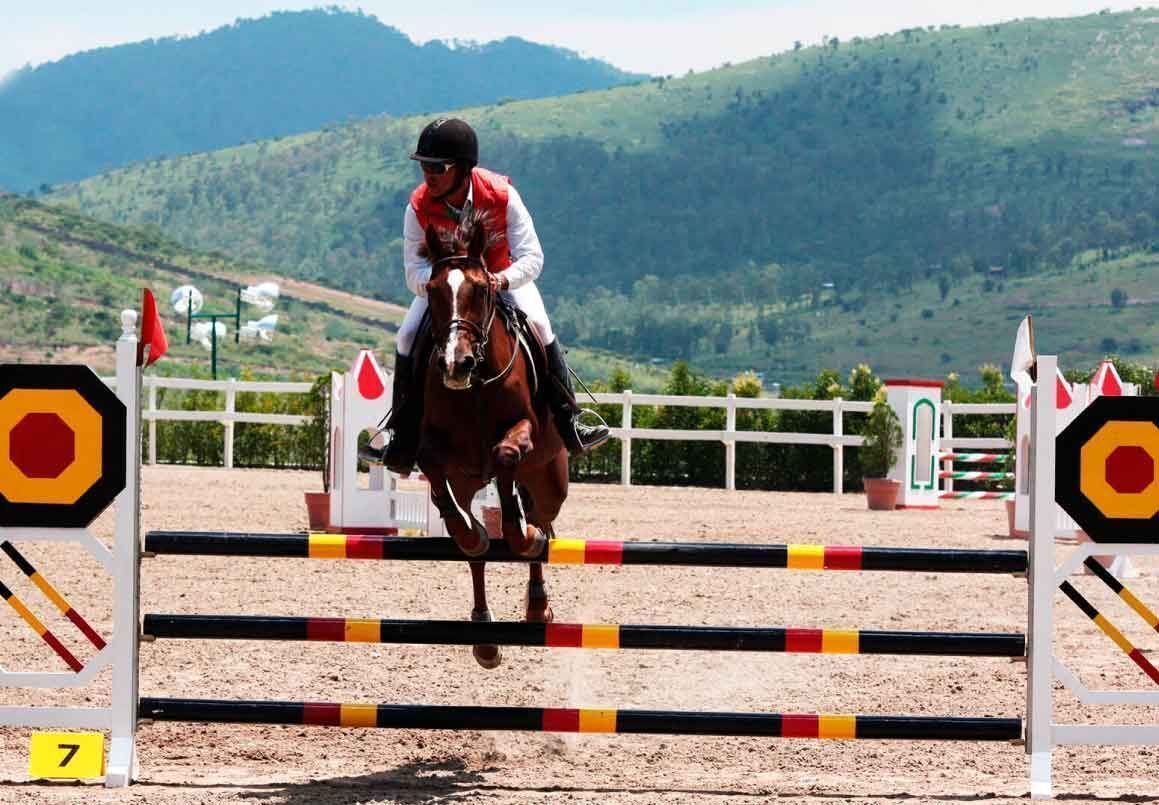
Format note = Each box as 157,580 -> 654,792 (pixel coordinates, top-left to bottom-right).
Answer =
416,211 -> 568,668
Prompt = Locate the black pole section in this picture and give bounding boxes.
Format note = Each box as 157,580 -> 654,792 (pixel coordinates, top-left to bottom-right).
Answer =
143,531 -> 1028,575
137,698 -> 1022,741
858,546 -> 1026,574
142,614 -> 1026,658
146,531 -> 314,557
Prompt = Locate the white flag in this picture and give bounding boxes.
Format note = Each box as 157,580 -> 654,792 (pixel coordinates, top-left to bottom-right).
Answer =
1010,314 -> 1035,389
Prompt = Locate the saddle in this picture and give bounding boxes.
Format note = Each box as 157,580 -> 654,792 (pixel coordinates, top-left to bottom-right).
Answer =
411,300 -> 545,398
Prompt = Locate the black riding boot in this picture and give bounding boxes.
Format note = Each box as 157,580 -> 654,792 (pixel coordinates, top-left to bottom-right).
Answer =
360,352 -> 421,474
545,340 -> 610,456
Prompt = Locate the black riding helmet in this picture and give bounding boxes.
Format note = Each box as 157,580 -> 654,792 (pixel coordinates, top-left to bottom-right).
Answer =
411,118 -> 478,168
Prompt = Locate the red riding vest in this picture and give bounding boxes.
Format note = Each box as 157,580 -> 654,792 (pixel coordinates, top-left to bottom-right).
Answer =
410,167 -> 512,271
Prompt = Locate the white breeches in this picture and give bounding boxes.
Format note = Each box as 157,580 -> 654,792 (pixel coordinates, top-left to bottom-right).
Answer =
396,280 -> 555,356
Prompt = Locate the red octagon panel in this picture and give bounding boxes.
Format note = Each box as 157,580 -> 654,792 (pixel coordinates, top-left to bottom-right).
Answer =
1106,445 -> 1155,495
10,413 -> 76,479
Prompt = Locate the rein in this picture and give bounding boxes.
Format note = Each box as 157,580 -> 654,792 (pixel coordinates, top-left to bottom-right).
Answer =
434,255 -> 518,388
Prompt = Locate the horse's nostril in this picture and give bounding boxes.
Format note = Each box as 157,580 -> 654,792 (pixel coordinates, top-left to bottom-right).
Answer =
461,354 -> 477,371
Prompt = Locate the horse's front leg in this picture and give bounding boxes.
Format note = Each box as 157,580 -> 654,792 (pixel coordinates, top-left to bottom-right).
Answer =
525,561 -> 553,624
492,419 -> 545,558
468,560 -> 501,669
421,464 -> 489,558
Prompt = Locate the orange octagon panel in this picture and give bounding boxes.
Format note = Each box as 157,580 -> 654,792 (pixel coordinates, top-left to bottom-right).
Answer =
1057,396 -> 1159,543
1079,422 -> 1159,520
0,365 -> 125,528
0,389 -> 104,505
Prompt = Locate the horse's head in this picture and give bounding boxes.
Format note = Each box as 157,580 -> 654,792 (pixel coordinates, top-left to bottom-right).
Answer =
422,213 -> 498,390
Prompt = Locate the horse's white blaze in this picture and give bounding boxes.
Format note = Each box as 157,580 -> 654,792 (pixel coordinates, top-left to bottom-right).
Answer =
444,268 -> 465,372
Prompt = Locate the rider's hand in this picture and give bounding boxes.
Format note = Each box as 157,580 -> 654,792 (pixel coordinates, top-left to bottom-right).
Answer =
488,273 -> 509,293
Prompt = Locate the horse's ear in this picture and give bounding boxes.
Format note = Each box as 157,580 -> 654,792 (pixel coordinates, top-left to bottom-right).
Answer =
467,219 -> 486,263
424,224 -> 443,263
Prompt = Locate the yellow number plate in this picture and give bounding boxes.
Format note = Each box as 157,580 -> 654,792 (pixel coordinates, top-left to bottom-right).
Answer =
28,732 -> 105,779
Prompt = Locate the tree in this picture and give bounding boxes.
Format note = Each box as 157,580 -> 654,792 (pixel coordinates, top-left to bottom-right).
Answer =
1110,288 -> 1128,309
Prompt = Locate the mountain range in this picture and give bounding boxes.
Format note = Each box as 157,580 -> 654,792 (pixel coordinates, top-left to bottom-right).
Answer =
0,8 -> 643,191
26,9 -> 1159,381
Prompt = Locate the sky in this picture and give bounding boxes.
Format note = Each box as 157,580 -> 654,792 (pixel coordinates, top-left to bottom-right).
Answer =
2,0 -> 1153,79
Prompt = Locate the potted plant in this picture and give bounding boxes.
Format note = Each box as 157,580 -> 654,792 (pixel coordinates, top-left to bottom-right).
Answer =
302,373 -> 331,531
861,389 -> 903,510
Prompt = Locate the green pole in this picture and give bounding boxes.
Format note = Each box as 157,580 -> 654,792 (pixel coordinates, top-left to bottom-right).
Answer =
233,287 -> 242,344
210,315 -> 218,381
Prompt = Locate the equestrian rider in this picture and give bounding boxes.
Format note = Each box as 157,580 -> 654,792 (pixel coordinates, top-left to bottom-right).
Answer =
380,117 -> 609,473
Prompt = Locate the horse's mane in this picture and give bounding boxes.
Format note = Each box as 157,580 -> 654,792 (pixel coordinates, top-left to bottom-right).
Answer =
419,205 -> 504,266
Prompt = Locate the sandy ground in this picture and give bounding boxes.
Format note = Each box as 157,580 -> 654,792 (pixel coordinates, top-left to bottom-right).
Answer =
1,466 -> 1158,804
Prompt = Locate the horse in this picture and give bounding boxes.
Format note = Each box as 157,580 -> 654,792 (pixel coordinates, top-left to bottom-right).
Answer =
415,211 -> 568,669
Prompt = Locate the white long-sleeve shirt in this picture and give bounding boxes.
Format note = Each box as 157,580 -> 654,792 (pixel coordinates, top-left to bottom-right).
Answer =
403,182 -> 544,298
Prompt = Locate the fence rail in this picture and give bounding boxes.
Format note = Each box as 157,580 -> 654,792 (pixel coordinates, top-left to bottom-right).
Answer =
105,377 -> 1014,492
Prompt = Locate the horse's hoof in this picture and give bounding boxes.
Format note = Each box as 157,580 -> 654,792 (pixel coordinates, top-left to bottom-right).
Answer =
470,607 -> 502,668
473,644 -> 502,669
512,525 -> 547,559
455,523 -> 490,558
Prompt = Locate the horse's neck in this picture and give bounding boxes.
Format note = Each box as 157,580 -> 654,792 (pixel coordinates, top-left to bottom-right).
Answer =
483,313 -> 514,371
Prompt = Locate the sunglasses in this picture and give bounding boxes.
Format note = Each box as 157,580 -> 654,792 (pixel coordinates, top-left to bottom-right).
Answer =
419,160 -> 455,175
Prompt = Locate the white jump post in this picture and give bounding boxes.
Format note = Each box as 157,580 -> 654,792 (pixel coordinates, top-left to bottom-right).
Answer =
885,379 -> 943,509
328,349 -> 397,535
0,312 -> 143,785
326,349 -> 446,537
1025,354 -> 1159,798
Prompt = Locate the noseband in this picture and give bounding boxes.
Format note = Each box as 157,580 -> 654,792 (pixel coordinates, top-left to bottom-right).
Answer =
433,255 -> 516,388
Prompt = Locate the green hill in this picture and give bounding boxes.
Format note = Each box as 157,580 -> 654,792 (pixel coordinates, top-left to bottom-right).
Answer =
671,245 -> 1159,382
0,8 -> 643,192
47,9 -> 1159,382
0,194 -> 661,386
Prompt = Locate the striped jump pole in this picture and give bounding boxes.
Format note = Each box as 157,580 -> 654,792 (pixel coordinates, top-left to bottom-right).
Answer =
938,471 -> 1014,482
138,698 -> 1022,741
142,615 -> 1027,657
0,578 -> 83,672
937,453 -> 1007,464
939,491 -> 1015,501
1059,581 -> 1159,686
1081,558 -> 1159,634
144,532 -> 1028,575
1,541 -> 106,650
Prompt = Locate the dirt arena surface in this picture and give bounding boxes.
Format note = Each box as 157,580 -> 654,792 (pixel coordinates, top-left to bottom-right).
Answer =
1,466 -> 1158,803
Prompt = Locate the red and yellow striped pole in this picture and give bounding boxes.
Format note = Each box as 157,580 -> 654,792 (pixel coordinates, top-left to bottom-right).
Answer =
138,698 -> 1022,741
1060,581 -> 1159,685
1,541 -> 105,649
144,531 -> 1029,575
1081,557 -> 1159,634
0,579 -> 82,672
142,614 -> 1025,657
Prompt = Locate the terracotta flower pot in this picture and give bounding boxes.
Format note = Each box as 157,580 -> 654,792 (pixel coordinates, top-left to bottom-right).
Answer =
864,478 -> 900,511
304,491 -> 330,531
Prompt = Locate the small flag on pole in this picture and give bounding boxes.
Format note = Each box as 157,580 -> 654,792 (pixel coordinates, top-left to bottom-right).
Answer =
137,289 -> 169,367
1010,314 -> 1035,389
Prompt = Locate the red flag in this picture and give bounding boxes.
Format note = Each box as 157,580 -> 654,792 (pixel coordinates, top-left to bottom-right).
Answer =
137,288 -> 169,367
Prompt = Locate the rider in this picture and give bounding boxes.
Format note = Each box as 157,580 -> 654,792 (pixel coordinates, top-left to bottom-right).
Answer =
379,117 -> 609,473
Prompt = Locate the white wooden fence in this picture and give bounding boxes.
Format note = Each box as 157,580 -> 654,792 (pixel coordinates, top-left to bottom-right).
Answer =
105,378 -> 1014,493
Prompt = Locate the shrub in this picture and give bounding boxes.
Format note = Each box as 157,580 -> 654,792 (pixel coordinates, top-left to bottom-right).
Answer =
859,390 -> 902,478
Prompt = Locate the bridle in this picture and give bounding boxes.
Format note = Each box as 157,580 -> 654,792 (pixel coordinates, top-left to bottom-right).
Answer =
432,254 -> 518,388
